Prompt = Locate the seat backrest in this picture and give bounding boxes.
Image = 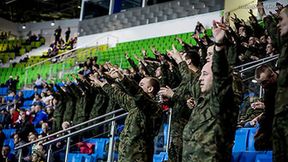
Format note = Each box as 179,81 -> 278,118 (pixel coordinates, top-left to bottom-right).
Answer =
247,128 -> 257,151
233,128 -> 249,152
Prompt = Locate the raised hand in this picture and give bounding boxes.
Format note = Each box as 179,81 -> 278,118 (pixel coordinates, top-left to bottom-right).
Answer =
134,54 -> 142,62
108,69 -> 125,80
166,44 -> 183,64
89,74 -> 107,87
151,46 -> 160,56
192,33 -> 200,40
212,20 -> 226,44
125,52 -> 129,59
158,86 -> 174,98
251,101 -> 265,109
176,37 -> 184,45
141,49 -> 147,57
257,2 -> 266,18
248,9 -> 253,15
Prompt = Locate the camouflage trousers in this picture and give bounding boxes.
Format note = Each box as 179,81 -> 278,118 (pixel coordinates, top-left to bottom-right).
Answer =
273,112 -> 288,162
168,121 -> 186,162
118,137 -> 154,162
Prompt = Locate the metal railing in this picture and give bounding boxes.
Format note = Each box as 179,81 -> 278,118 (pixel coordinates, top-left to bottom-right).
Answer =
15,105 -> 173,162
15,108 -> 124,150
15,108 -> 126,162
23,34 -> 119,88
234,54 -> 278,71
235,54 -> 278,99
239,56 -> 278,73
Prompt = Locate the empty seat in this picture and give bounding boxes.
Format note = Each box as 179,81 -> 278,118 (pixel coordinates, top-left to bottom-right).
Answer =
153,152 -> 168,162
22,90 -> 35,99
3,129 -> 16,139
255,151 -> 272,162
247,128 -> 257,151
85,138 -> 109,159
233,128 -> 249,152
67,153 -> 84,162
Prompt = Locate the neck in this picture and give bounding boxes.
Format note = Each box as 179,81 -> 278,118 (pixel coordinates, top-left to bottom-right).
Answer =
188,65 -> 199,73
148,93 -> 154,98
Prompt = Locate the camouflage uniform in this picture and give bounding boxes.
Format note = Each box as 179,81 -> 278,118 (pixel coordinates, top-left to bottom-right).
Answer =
168,61 -> 200,162
254,83 -> 277,150
264,15 -> 288,161
70,83 -> 87,125
62,84 -> 77,123
52,85 -> 67,132
89,87 -> 109,135
182,48 -> 237,162
102,77 -> 163,162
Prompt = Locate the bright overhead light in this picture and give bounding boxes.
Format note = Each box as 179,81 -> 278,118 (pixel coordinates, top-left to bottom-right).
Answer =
22,25 -> 26,29
251,79 -> 257,84
78,6 -> 81,9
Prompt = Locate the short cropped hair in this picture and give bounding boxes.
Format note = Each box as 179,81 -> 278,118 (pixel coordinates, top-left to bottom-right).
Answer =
255,64 -> 274,80
184,50 -> 201,67
146,77 -> 160,96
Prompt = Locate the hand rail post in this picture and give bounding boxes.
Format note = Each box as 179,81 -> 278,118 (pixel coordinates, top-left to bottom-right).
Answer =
107,114 -> 116,162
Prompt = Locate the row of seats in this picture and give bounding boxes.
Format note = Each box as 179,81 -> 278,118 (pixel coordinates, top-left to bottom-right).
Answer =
2,125 -> 272,161
79,0 -> 222,36
0,87 -> 8,96
233,128 -> 257,152
232,128 -> 272,162
0,29 -> 210,87
0,38 -> 45,63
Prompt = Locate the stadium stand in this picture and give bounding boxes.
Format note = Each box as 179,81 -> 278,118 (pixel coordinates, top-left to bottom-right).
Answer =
1,0 -> 287,162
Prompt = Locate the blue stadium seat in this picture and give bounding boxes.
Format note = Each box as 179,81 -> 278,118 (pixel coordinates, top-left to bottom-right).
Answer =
3,129 -> 16,139
0,87 -> 8,96
67,153 -> 85,162
82,154 -> 97,162
233,128 -> 249,152
22,90 -> 35,99
21,100 -> 33,110
85,138 -> 109,159
247,128 -> 257,151
57,82 -> 65,87
3,139 -> 14,154
23,100 -> 33,106
255,151 -> 272,162
233,151 -> 258,162
153,152 -> 168,162
4,96 -> 14,102
35,128 -> 42,135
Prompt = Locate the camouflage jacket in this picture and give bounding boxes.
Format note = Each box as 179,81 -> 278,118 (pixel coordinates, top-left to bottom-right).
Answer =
102,77 -> 162,162
264,16 -> 288,115
171,61 -> 200,123
182,47 -> 236,162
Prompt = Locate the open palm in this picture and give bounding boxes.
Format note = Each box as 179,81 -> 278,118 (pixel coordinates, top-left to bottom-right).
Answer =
212,21 -> 226,43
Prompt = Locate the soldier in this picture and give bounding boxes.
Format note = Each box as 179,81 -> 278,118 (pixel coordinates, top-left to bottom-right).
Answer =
90,71 -> 163,162
158,47 -> 200,162
52,84 -> 67,132
259,3 -> 288,161
182,21 -> 237,162
253,65 -> 278,150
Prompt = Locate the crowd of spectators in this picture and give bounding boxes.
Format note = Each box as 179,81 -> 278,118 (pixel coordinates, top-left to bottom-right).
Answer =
42,26 -> 77,58
0,32 -> 10,40
0,1 -> 287,161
